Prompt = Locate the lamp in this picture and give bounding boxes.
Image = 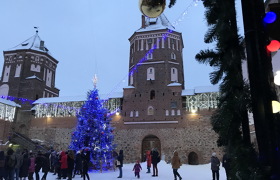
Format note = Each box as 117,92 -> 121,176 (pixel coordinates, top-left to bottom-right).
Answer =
274,71 -> 280,85
272,100 -> 280,113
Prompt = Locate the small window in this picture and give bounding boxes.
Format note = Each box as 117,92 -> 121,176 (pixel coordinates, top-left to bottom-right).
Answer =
171,102 -> 177,108
177,110 -> 181,116
148,106 -> 154,115
147,53 -> 153,60
130,111 -> 133,117
171,52 -> 176,60
166,110 -> 169,116
150,90 -> 155,100
171,110 -> 175,116
135,111 -> 139,117
147,67 -> 155,80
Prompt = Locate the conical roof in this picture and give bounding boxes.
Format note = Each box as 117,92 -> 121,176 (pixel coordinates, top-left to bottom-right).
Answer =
136,13 -> 175,32
7,33 -> 51,55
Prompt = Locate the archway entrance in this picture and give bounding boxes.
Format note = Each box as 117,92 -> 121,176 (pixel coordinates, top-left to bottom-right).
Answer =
141,135 -> 161,162
188,152 -> 199,165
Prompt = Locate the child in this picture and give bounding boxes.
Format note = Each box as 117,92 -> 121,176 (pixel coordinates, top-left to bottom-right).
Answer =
132,160 -> 142,178
146,150 -> 151,173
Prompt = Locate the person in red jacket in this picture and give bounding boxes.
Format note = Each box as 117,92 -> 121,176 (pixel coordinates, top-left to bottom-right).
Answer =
146,150 -> 151,173
59,151 -> 68,179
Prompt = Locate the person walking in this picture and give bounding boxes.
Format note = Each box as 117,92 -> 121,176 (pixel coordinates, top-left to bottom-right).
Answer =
67,150 -> 75,180
0,151 -> 5,180
15,149 -> 23,180
19,153 -> 30,180
222,153 -> 231,180
73,151 -> 82,178
151,148 -> 159,177
146,150 -> 151,173
132,160 -> 142,178
5,148 -> 17,180
59,151 -> 68,179
35,151 -> 46,180
211,152 -> 220,180
81,149 -> 90,180
28,152 -> 35,180
171,151 -> 182,180
41,152 -> 50,180
116,150 -> 124,178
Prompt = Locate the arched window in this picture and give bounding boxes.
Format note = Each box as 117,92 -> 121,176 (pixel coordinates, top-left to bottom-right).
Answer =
177,110 -> 181,116
171,110 -> 175,116
147,53 -> 153,60
171,52 -> 176,60
171,68 -> 178,82
147,67 -> 155,80
165,110 -> 169,116
135,111 -> 139,117
148,106 -> 154,115
150,90 -> 155,100
130,74 -> 133,85
130,111 -> 134,117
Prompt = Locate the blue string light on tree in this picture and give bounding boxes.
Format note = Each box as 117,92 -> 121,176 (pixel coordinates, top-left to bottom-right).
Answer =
69,88 -> 116,171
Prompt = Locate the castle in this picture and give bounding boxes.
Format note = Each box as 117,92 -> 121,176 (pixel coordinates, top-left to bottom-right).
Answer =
0,14 -> 222,164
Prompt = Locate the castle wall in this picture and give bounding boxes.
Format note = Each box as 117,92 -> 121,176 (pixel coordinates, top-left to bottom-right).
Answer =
27,109 -> 224,164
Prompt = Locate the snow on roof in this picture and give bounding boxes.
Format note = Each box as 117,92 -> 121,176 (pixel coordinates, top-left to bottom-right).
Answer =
167,82 -> 182,87
26,75 -> 42,81
33,95 -> 87,104
123,86 -> 135,89
0,98 -> 21,107
136,13 -> 176,32
7,33 -> 51,55
182,85 -> 219,96
33,92 -> 124,104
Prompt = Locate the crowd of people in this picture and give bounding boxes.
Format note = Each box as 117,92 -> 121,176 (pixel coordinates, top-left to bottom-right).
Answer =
0,147 -> 229,180
0,147 -> 92,180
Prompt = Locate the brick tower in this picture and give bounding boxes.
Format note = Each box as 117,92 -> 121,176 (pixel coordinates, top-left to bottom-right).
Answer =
122,14 -> 184,122
0,32 -> 59,134
0,32 -> 59,110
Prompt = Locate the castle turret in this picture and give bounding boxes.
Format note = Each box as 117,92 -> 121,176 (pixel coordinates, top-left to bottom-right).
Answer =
0,32 -> 59,110
122,14 -> 184,122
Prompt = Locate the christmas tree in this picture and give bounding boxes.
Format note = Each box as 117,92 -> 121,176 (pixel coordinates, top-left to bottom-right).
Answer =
69,88 -> 115,170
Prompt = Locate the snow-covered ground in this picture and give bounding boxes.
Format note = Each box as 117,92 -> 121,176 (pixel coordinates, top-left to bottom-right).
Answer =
39,162 -> 227,180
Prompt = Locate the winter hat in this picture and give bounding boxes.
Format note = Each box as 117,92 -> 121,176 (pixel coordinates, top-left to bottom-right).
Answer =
212,152 -> 216,157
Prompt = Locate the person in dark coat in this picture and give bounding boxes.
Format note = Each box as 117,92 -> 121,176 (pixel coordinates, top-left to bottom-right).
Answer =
151,148 -> 159,177
41,153 -> 50,180
5,148 -> 17,180
28,153 -> 35,180
117,150 -> 124,178
132,160 -> 142,178
222,153 -> 231,180
67,150 -> 75,180
19,153 -> 30,180
211,152 -> 220,180
73,151 -> 82,178
34,151 -> 47,180
81,149 -> 90,180
0,151 -> 5,180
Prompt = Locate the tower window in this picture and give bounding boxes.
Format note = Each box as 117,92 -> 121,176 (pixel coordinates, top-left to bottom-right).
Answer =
171,52 -> 176,60
147,67 -> 155,80
130,111 -> 133,117
135,111 -> 139,117
171,68 -> 178,82
166,110 -> 169,116
147,53 -> 153,60
147,106 -> 154,115
150,90 -> 155,100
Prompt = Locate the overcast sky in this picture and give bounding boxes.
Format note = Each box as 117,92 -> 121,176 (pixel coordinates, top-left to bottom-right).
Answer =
0,0 -> 244,97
